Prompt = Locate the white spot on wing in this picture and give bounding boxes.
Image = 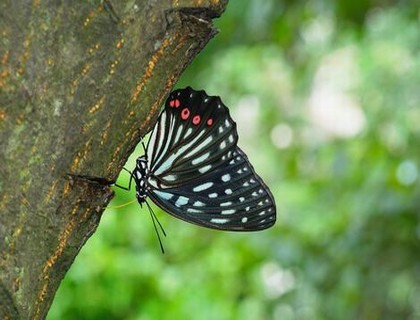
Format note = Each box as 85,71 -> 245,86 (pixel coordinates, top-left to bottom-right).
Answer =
242,217 -> 248,223
163,174 -> 177,181
221,209 -> 235,215
185,127 -> 193,138
211,218 -> 229,224
220,201 -> 232,207
192,152 -> 210,165
175,196 -> 189,207
225,188 -> 232,195
153,190 -> 174,200
208,193 -> 218,198
222,174 -> 231,182
193,201 -> 205,207
193,182 -> 213,192
199,165 -> 212,173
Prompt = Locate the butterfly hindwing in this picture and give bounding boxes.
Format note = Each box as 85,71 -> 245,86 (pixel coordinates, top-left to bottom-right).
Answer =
148,148 -> 275,230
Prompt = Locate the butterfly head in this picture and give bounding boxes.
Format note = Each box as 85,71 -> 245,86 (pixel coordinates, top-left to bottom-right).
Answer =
134,156 -> 149,205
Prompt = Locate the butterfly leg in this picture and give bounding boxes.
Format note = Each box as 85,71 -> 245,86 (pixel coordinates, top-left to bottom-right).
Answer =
113,168 -> 134,191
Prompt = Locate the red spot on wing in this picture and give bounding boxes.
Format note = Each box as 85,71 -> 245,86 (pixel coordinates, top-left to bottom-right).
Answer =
181,108 -> 190,120
207,118 -> 213,126
192,115 -> 201,125
169,99 -> 181,108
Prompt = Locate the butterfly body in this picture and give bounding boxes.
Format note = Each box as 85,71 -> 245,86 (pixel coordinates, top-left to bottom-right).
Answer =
132,87 -> 276,231
133,156 -> 148,204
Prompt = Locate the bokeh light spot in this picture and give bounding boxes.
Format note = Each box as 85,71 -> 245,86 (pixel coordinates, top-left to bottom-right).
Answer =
396,160 -> 418,186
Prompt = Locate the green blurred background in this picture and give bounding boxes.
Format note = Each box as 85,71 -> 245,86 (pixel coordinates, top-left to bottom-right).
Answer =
49,1 -> 420,319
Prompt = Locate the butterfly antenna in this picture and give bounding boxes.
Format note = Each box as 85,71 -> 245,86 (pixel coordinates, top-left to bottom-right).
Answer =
114,168 -> 134,191
145,201 -> 167,254
141,141 -> 148,161
145,201 -> 167,237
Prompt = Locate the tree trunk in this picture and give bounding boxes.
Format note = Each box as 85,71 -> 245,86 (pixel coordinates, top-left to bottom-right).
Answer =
0,1 -> 227,318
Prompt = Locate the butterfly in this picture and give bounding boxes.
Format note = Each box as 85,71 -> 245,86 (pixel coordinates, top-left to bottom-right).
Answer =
123,87 -> 276,233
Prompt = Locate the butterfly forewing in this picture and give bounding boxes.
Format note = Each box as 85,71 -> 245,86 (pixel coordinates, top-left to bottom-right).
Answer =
147,87 -> 238,188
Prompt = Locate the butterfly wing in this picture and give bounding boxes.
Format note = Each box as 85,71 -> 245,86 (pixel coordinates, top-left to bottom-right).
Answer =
145,87 -> 276,231
149,147 -> 276,231
146,87 -> 238,189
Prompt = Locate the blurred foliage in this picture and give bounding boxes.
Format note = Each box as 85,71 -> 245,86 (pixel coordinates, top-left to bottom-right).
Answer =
49,1 -> 420,319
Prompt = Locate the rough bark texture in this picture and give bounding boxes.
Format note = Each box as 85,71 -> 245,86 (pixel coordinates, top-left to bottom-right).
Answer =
0,0 -> 227,318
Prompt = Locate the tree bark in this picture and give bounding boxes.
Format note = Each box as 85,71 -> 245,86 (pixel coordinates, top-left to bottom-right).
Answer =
0,0 -> 227,318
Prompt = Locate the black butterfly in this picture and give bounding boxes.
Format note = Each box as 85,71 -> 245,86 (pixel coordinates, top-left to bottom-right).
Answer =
124,87 -> 276,233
